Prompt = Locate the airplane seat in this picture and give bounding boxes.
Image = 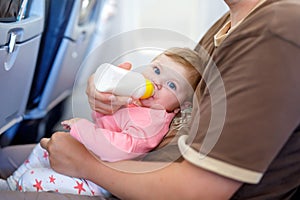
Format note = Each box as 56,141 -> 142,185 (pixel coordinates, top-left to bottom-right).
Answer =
26,0 -> 75,110
0,0 -> 105,146
0,0 -> 45,140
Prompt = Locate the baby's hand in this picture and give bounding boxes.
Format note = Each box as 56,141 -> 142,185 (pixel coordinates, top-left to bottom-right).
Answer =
61,118 -> 81,130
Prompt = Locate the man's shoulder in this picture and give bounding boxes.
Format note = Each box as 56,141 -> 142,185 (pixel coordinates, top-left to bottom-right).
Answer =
253,0 -> 300,45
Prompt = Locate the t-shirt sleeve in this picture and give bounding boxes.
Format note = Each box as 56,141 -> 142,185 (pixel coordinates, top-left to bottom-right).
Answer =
180,3 -> 300,184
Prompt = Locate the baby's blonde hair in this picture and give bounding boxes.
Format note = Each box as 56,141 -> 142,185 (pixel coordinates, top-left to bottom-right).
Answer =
154,47 -> 203,97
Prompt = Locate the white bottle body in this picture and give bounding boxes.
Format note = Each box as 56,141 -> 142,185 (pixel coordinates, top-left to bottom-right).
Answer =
94,63 -> 154,99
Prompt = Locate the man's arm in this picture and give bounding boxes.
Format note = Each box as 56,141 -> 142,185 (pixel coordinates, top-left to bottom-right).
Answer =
41,132 -> 241,200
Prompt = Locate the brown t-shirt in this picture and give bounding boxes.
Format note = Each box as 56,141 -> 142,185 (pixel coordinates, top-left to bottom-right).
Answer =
144,0 -> 300,199
176,0 -> 300,199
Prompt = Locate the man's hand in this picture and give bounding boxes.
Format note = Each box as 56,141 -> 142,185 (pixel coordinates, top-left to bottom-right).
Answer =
85,62 -> 133,114
40,132 -> 97,179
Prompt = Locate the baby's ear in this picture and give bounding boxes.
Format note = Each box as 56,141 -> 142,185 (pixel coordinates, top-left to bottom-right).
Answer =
174,107 -> 181,114
181,101 -> 192,110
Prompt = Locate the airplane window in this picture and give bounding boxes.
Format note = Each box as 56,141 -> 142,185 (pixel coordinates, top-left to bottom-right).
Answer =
78,0 -> 96,25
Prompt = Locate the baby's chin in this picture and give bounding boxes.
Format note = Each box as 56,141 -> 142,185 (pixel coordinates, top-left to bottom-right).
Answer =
139,98 -> 165,110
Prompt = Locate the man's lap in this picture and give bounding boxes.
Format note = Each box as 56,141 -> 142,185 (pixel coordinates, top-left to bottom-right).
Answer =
0,144 -> 35,178
0,144 -> 113,199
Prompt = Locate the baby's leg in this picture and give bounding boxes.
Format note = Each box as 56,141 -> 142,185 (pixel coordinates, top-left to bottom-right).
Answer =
18,168 -> 103,196
6,143 -> 50,190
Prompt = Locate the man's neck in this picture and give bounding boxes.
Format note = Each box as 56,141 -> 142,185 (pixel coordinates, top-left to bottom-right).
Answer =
225,0 -> 262,26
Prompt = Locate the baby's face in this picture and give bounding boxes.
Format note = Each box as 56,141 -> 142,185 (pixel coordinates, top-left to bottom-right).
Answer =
140,54 -> 193,112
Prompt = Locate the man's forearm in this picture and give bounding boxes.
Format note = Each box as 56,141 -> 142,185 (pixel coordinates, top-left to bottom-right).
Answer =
86,159 -> 241,200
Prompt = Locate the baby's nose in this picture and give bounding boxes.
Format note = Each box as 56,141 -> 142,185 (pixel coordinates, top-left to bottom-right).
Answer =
156,83 -> 162,90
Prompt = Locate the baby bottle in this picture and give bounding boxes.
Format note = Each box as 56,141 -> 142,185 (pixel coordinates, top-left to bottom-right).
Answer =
94,63 -> 154,99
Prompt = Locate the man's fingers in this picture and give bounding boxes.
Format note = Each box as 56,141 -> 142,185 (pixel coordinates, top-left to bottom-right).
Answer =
40,138 -> 50,150
118,62 -> 132,70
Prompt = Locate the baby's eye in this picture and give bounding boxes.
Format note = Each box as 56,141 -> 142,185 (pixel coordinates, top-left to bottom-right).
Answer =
167,81 -> 177,90
153,66 -> 160,75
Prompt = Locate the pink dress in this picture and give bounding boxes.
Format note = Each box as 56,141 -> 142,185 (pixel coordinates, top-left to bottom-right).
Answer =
70,104 -> 175,161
